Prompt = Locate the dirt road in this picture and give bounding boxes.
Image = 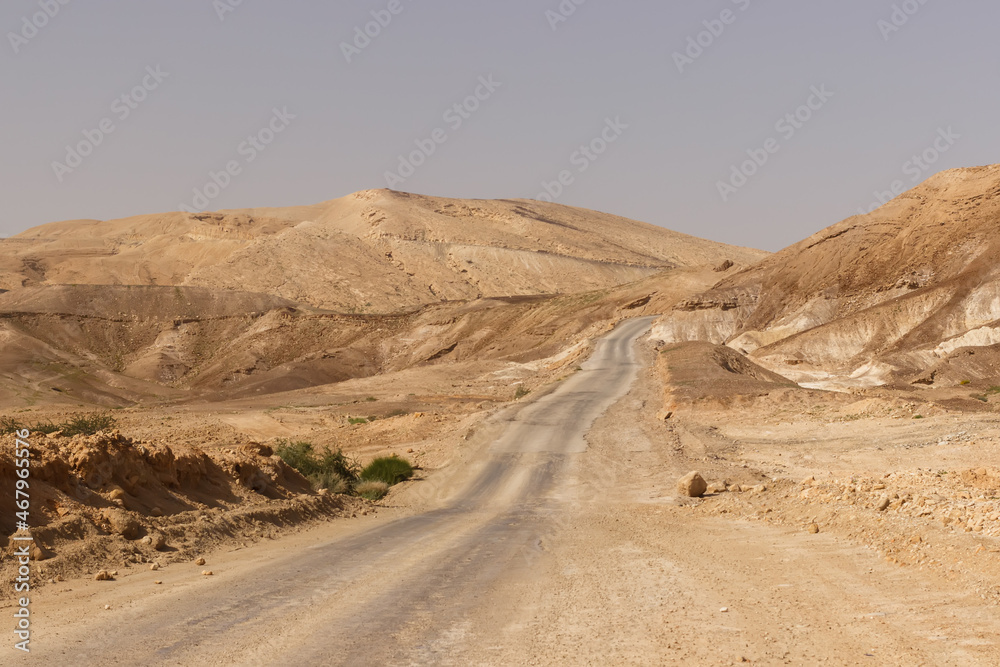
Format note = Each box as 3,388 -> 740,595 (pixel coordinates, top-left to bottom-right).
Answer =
15,316 -> 1000,665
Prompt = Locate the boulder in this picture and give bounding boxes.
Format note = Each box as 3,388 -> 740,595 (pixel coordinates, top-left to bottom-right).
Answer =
142,532 -> 167,550
102,508 -> 142,540
677,471 -> 708,498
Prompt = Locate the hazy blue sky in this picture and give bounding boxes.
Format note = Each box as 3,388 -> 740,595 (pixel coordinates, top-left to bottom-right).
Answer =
2,1 -> 995,250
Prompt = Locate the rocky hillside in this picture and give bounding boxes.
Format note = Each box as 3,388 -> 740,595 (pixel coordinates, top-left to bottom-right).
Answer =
651,164 -> 1000,390
0,189 -> 765,313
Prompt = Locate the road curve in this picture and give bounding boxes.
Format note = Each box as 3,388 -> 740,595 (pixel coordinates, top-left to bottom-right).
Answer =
28,316 -> 657,666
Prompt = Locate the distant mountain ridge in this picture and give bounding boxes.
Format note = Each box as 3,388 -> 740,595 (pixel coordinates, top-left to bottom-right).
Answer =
0,189 -> 766,313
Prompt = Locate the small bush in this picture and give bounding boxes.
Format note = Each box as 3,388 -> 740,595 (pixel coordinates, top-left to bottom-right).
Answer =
960,380 -> 971,385
30,420 -> 61,435
1,414 -> 101,436
514,386 -> 530,399
59,413 -> 117,436
354,480 -> 389,501
360,455 -> 414,486
365,396 -> 378,402
348,417 -> 370,425
912,414 -> 924,419
275,440 -> 359,489
309,471 -> 349,495
0,416 -> 24,434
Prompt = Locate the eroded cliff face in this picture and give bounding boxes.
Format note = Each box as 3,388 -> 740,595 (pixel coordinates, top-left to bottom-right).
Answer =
651,164 -> 1000,390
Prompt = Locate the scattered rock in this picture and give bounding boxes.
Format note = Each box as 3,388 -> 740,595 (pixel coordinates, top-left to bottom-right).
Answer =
195,558 -> 206,566
677,471 -> 708,498
720,607 -> 729,613
150,563 -> 159,571
876,496 -> 891,511
154,580 -> 162,585
807,523 -> 820,534
104,604 -> 111,610
240,442 -> 273,458
150,507 -> 164,518
95,570 -> 113,581
201,570 -> 214,576
31,544 -> 53,561
102,508 -> 142,540
141,532 -> 167,550
714,259 -> 735,272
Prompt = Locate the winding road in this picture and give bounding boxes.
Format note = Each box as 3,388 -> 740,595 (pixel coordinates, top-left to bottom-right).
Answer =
27,316 -> 656,666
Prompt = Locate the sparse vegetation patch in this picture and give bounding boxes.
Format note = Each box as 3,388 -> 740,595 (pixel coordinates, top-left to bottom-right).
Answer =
360,455 -> 415,486
0,412 -> 117,436
275,440 -> 360,491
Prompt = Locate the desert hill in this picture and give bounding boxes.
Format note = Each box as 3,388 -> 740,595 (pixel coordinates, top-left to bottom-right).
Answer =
0,189 -> 764,313
0,191 -> 766,406
651,164 -> 1000,390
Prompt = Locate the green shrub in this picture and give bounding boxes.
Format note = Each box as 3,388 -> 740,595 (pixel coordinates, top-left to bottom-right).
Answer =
514,385 -> 530,399
359,455 -> 414,486
275,440 -> 359,489
3,412 -> 117,437
348,417 -> 370,425
59,413 -> 117,436
30,420 -> 61,435
0,416 -> 24,434
354,479 -> 389,501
